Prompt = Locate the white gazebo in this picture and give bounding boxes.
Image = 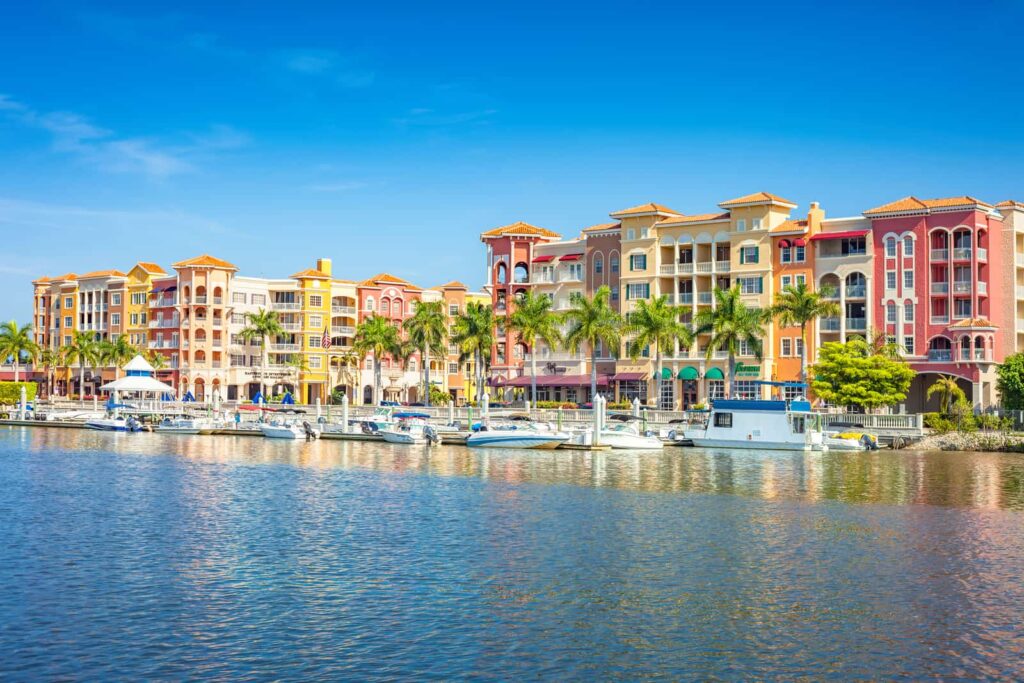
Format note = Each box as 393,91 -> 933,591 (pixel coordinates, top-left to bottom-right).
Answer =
100,355 -> 175,412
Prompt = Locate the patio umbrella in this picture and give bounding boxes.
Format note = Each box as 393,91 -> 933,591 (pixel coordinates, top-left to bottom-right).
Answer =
253,391 -> 264,405
182,391 -> 196,402
281,391 -> 295,405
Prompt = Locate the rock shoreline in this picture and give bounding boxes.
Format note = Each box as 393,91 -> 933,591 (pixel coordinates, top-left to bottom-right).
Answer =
909,431 -> 1024,452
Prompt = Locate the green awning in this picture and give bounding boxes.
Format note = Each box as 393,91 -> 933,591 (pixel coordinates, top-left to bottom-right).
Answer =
677,366 -> 699,380
654,367 -> 672,380
704,367 -> 725,380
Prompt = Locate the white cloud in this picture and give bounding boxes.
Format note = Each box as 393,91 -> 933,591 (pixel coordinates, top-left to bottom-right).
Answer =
279,49 -> 375,88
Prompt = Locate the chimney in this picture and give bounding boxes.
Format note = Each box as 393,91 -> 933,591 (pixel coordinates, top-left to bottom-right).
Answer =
807,201 -> 825,233
316,258 -> 332,276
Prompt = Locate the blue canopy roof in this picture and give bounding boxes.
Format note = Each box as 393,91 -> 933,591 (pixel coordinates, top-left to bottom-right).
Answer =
252,391 -> 264,404
394,412 -> 430,419
281,392 -> 295,405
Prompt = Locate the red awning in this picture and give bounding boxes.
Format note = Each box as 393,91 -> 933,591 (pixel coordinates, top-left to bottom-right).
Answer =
532,254 -> 556,263
809,230 -> 870,241
503,373 -> 610,387
558,253 -> 584,261
793,237 -> 807,247
611,372 -> 646,381
777,238 -> 791,248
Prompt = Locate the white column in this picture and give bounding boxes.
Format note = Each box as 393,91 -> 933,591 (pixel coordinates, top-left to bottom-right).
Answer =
839,283 -> 847,340
485,244 -> 493,287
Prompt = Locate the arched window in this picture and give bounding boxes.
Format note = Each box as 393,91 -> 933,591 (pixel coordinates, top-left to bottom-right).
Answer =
594,254 -> 603,275
886,237 -> 896,257
381,299 -> 390,315
409,359 -> 416,371
903,236 -> 914,256
610,254 -> 619,274
496,263 -> 507,285
904,300 -> 914,321
365,296 -> 375,312
886,302 -> 897,323
393,299 -> 403,317
513,262 -> 529,284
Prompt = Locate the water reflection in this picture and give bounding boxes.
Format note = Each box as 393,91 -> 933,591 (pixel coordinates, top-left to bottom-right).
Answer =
12,427 -> 1024,510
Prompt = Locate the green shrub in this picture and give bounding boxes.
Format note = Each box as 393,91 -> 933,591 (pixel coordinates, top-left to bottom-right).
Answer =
535,401 -> 578,409
0,382 -> 37,405
607,401 -> 632,409
975,413 -> 1002,431
924,412 -> 954,434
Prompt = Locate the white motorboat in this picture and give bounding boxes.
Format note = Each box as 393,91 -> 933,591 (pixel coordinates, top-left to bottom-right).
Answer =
466,420 -> 570,449
824,430 -> 879,451
599,416 -> 664,449
680,397 -> 826,451
85,416 -> 143,432
42,409 -> 106,423
259,420 -> 320,440
356,409 -> 459,435
380,418 -> 441,445
154,417 -> 216,435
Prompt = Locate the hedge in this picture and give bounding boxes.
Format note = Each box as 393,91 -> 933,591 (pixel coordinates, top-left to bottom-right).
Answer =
0,382 -> 37,406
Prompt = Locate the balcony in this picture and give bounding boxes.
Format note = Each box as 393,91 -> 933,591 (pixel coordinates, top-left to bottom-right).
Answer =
1017,286 -> 1024,298
978,281 -> 987,295
213,297 -> 223,305
978,248 -> 987,262
193,296 -> 208,305
331,325 -> 355,336
928,349 -> 953,362
270,301 -> 301,311
676,293 -> 693,305
846,317 -> 867,331
961,349 -> 989,362
211,318 -> 223,328
953,247 -> 972,260
148,340 -> 179,350
820,317 -> 840,331
953,281 -> 971,294
659,265 -> 676,275
281,323 -> 302,332
331,305 -> 356,316
930,248 -> 949,261
212,340 -> 223,348
149,318 -> 179,328
931,282 -> 949,294
716,260 -> 731,272
152,297 -> 176,308
270,343 -> 301,352
845,285 -> 866,298
697,292 -> 713,305
695,261 -> 713,274
1017,254 -> 1024,268
932,314 -> 950,324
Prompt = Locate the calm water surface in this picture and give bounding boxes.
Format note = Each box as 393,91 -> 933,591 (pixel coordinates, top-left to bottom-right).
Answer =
1,427 -> 1023,680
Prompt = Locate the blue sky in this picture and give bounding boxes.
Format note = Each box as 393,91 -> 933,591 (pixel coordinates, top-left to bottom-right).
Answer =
2,0 -> 1022,321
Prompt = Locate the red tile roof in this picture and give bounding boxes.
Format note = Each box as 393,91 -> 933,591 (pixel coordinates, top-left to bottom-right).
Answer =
719,192 -> 796,208
172,254 -> 238,269
610,202 -> 680,217
480,221 -> 561,239
864,196 -> 992,216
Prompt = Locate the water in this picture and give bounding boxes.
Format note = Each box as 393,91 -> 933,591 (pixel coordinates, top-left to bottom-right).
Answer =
1,428 -> 1023,680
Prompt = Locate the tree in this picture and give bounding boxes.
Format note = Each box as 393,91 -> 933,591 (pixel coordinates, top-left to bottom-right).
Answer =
451,301 -> 495,404
997,353 -> 1024,410
810,339 -> 915,410
353,315 -> 401,405
329,348 -> 361,403
429,385 -> 452,405
563,286 -> 623,402
37,347 -> 65,397
926,375 -> 967,415
145,349 -> 168,371
0,320 -> 39,383
771,282 -> 840,383
693,287 -> 769,396
505,290 -> 563,407
98,335 -> 138,379
404,300 -> 447,407
239,308 -> 285,400
625,295 -> 693,405
64,331 -> 99,398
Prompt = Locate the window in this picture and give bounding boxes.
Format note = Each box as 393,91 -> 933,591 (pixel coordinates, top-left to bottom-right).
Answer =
365,358 -> 373,369
251,294 -> 266,306
233,292 -> 246,303
131,292 -> 146,305
734,380 -> 758,400
739,339 -> 753,356
886,237 -> 896,257
904,336 -> 915,355
448,343 -> 459,356
708,381 -> 725,400
594,256 -> 603,274
140,312 -> 147,324
64,316 -> 72,328
626,283 -> 650,300
842,237 -> 866,255
737,277 -> 763,295
449,304 -> 459,316
794,245 -> 805,262
64,297 -> 72,308
611,286 -> 619,301
781,275 -> 792,289
111,293 -> 121,306
611,255 -> 619,273
308,295 -> 322,308
903,270 -> 914,289
954,298 -> 972,318
394,301 -> 403,317
64,335 -> 71,346
904,302 -> 914,321
795,338 -> 804,357
448,362 -> 459,374
781,338 -> 792,356
904,236 -> 914,256
640,227 -> 649,239
231,354 -> 245,367
739,246 -> 759,264
365,297 -> 375,312
781,247 -> 791,264
130,313 -> 138,325
751,218 -> 762,231
381,299 -> 391,315
887,302 -> 897,323
309,335 -> 319,347
309,356 -> 321,369
629,254 -> 647,271
231,313 -> 245,324
736,219 -> 747,232
310,315 -> 322,328
567,263 -> 583,280
886,271 -> 896,290
626,228 -> 636,240
231,333 -> 242,345
714,412 -> 733,428
795,274 -> 806,286
111,313 -> 120,326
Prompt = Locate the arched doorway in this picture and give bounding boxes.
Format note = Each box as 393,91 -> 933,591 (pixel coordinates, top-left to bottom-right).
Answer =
363,385 -> 373,405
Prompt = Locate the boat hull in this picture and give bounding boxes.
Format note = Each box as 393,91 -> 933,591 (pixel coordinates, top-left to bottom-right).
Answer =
466,433 -> 569,449
599,432 -> 664,449
381,432 -> 426,444
259,424 -> 319,439
686,437 -> 814,452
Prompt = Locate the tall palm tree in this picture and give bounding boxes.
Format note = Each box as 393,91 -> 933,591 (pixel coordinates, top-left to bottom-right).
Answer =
64,331 -> 99,398
927,375 -> 966,414
0,320 -> 38,383
98,335 -> 139,379
353,315 -> 401,405
506,290 -> 563,406
330,348 -> 361,402
771,281 -> 840,384
626,295 -> 693,405
563,286 -> 623,402
145,349 -> 168,371
856,328 -> 905,360
404,300 -> 448,407
239,308 -> 285,399
451,301 -> 495,404
694,286 -> 769,397
38,346 -> 65,397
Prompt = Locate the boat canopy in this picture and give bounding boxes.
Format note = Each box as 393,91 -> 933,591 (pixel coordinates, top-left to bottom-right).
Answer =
394,412 -> 430,419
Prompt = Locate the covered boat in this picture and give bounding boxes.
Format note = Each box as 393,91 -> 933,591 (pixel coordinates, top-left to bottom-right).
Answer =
680,397 -> 826,451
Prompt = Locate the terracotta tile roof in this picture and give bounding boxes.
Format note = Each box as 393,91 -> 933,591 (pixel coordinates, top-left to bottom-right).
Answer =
436,280 -> 468,289
53,272 -> 78,282
360,272 -> 420,289
996,200 -> 1024,209
864,196 -> 992,216
656,212 -> 731,225
949,317 -> 996,329
172,254 -> 238,269
480,221 -> 561,239
290,268 -> 331,280
719,191 -> 796,208
581,222 -> 620,233
136,261 -> 166,274
32,276 -> 51,284
79,269 -> 127,279
610,202 -> 680,217
771,219 -> 808,233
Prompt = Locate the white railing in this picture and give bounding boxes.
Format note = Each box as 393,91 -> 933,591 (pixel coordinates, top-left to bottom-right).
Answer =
931,283 -> 948,294
930,248 -> 949,261
847,318 -> 867,330
953,281 -> 971,294
953,247 -> 972,260
331,305 -> 356,315
331,326 -> 355,336
213,297 -> 223,305
977,248 -> 987,261
193,296 -> 208,304
149,318 -> 179,328
270,343 -> 301,352
271,301 -> 301,311
928,349 -> 953,361
978,281 -> 987,295
715,260 -> 731,272
932,315 -> 949,324
1017,255 -> 1024,268
678,262 -> 694,274
1017,320 -> 1024,332
820,413 -> 923,431
695,262 -> 713,273
696,292 -> 712,304
659,265 -> 676,275
677,293 -> 693,305
281,323 -> 302,331
845,285 -> 866,298
1016,286 -> 1024,298
148,340 -> 179,349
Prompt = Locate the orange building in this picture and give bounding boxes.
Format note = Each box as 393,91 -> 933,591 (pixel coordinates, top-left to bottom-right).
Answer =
771,202 -> 824,384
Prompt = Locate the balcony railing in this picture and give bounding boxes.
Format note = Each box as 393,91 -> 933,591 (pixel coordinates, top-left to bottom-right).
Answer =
846,318 -> 867,330
659,265 -> 676,275
213,297 -> 223,305
677,293 -> 693,305
1017,255 -> 1024,268
270,301 -> 301,311
930,248 -> 949,261
931,282 -> 949,294
953,247 -> 972,260
845,285 -> 866,298
148,340 -> 179,349
1017,286 -> 1024,298
270,343 -> 301,352
678,262 -> 694,274
716,260 -> 731,272
978,281 -> 987,295
331,326 -> 355,336
977,247 -> 987,261
695,262 -> 713,274
149,318 -> 179,328
932,314 -> 950,324
820,317 -> 840,331
331,305 -> 356,315
928,349 -> 953,362
953,281 -> 971,294
697,292 -> 713,304
193,296 -> 208,305
281,323 -> 302,331
152,297 -> 176,307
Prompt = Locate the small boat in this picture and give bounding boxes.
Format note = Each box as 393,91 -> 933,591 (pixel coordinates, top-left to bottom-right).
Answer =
259,420 -> 320,440
466,420 -> 569,449
680,396 -> 826,451
154,417 -> 216,435
599,416 -> 664,449
380,417 -> 441,445
825,430 -> 879,451
85,416 -> 143,432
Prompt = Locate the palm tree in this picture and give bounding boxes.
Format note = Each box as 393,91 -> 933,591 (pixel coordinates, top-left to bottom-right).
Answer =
330,348 -> 361,403
64,331 -> 99,398
927,375 -> 966,414
144,349 -> 168,371
0,320 -> 38,383
451,301 -> 495,404
506,290 -> 563,407
626,295 -> 693,405
353,315 -> 401,405
38,346 -> 65,397
694,286 -> 769,397
857,328 -> 905,360
771,281 -> 840,384
563,286 -> 623,402
239,308 -> 285,400
98,335 -> 139,379
404,300 -> 448,407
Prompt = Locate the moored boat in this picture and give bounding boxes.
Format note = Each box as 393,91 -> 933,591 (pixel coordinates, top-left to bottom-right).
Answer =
466,420 -> 569,449
154,417 -> 216,435
380,417 -> 441,445
599,416 -> 664,449
85,416 -> 143,432
825,430 -> 879,451
680,396 -> 826,451
259,420 -> 320,440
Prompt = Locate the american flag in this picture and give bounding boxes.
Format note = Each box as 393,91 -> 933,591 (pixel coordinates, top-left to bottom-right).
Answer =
321,327 -> 332,350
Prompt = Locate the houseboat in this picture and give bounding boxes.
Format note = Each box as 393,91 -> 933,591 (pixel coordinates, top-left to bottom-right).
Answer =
679,397 -> 826,452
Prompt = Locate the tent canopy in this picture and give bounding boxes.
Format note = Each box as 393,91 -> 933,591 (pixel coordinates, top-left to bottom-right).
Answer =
100,375 -> 175,393
281,392 -> 295,405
